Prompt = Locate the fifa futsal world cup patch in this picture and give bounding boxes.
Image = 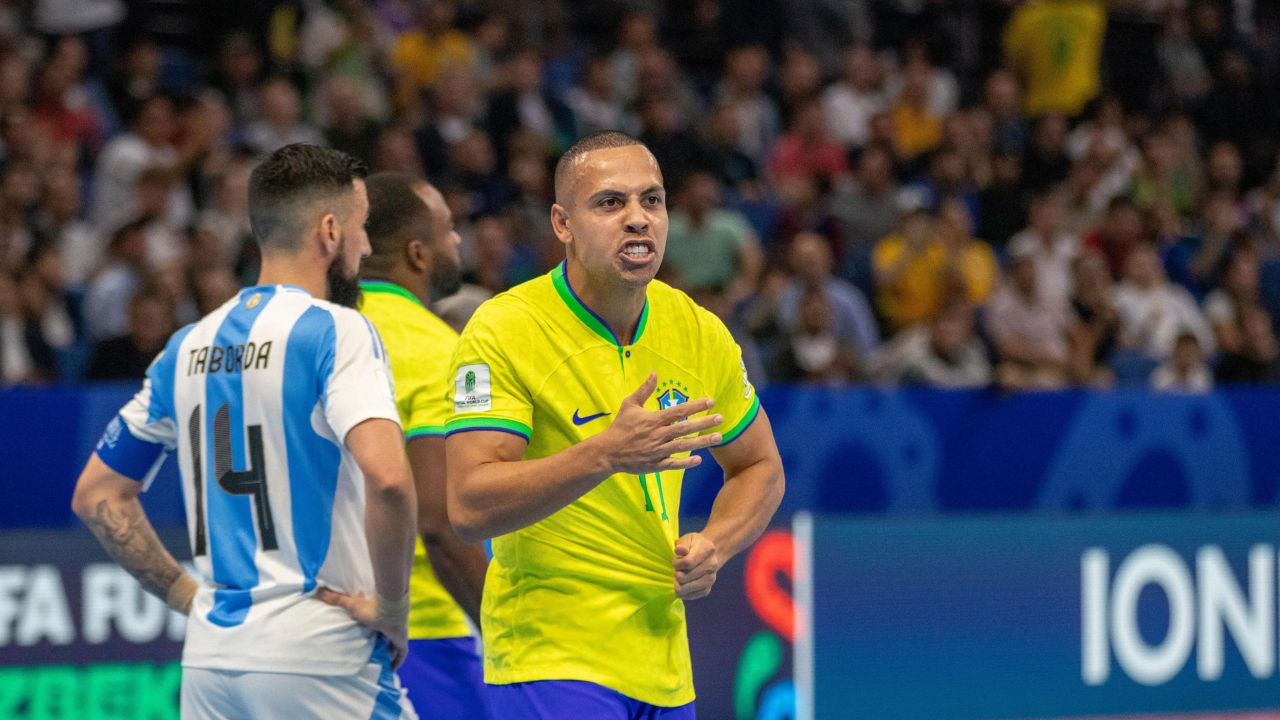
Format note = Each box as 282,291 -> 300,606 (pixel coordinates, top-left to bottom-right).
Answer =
454,363 -> 492,412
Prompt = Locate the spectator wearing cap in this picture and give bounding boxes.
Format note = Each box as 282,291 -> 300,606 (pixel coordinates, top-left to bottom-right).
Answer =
986,240 -> 1072,389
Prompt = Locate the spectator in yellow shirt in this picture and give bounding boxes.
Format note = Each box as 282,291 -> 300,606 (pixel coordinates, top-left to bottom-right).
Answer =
391,2 -> 476,110
874,199 -> 998,332
1003,0 -> 1106,117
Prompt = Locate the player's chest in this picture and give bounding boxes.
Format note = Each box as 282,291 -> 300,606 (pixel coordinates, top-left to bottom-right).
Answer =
529,345 -> 707,441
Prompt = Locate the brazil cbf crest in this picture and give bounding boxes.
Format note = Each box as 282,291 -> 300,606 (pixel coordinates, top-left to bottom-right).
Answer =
657,378 -> 690,413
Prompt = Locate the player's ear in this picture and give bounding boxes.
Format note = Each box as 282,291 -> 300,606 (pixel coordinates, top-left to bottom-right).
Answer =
550,203 -> 572,248
319,213 -> 339,256
406,239 -> 429,273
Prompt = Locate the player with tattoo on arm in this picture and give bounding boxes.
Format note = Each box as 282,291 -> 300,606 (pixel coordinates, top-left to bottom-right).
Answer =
71,144 -> 419,718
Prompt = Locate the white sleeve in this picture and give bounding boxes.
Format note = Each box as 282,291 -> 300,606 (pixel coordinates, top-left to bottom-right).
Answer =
322,310 -> 401,444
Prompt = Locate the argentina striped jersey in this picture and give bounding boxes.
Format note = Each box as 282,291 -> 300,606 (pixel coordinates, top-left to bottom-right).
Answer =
94,284 -> 401,675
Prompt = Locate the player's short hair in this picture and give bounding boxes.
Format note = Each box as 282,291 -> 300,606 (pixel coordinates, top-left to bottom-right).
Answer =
248,143 -> 367,252
364,172 -> 431,260
553,130 -> 650,204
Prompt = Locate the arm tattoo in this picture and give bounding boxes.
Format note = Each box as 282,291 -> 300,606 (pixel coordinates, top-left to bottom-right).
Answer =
82,498 -> 185,602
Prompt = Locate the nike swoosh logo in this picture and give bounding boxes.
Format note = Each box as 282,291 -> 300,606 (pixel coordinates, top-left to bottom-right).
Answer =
572,409 -> 610,426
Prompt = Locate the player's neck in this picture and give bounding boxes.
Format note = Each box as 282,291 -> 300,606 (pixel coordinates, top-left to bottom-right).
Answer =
567,262 -> 647,345
256,255 -> 326,299
364,267 -> 429,306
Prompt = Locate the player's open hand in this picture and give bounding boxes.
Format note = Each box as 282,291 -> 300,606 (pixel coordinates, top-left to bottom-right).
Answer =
599,373 -> 723,475
316,587 -> 410,668
673,532 -> 720,600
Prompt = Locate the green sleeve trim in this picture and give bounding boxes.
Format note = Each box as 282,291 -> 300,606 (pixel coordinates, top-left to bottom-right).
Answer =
718,393 -> 761,446
405,424 -> 446,439
444,417 -> 532,440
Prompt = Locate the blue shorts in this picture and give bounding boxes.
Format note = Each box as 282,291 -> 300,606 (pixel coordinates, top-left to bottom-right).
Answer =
486,680 -> 696,720
397,637 -> 492,720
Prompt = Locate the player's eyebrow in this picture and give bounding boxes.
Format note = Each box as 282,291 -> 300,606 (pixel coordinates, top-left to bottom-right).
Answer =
586,186 -> 665,204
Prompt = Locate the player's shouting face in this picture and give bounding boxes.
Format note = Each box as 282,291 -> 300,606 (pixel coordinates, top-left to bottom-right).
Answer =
552,144 -> 668,288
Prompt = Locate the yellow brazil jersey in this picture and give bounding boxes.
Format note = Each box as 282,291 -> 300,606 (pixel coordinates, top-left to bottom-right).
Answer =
446,261 -> 760,706
358,280 -> 472,641
1003,0 -> 1106,116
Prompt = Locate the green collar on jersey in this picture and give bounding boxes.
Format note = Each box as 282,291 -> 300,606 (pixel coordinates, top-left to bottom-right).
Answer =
551,261 -> 649,347
359,280 -> 425,309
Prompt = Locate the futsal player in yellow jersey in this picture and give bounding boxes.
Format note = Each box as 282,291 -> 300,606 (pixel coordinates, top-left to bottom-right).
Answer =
352,172 -> 493,719
446,131 -> 786,718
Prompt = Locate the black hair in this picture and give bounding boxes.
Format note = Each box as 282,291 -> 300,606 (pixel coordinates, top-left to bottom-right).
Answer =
364,172 -> 431,260
247,143 -> 367,251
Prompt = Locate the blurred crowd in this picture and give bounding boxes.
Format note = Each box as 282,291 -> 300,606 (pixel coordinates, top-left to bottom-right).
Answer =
1,0 -> 1279,394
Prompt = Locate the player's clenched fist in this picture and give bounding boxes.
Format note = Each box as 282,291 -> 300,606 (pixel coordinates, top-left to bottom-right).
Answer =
595,373 -> 723,475
673,532 -> 720,600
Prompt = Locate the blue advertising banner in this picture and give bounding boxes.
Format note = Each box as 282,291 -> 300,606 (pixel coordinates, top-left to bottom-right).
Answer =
799,512 -> 1280,720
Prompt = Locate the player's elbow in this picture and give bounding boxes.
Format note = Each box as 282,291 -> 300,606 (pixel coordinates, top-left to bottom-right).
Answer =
365,467 -> 417,510
448,500 -> 488,544
446,479 -> 490,544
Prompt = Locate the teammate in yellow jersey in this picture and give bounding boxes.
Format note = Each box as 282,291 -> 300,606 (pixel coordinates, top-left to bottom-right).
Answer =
445,131 -> 786,718
340,172 -> 493,719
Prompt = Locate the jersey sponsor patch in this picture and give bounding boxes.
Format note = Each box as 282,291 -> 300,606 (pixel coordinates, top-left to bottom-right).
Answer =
454,363 -> 492,412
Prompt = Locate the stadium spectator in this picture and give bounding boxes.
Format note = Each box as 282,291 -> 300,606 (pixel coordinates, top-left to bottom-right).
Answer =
0,269 -> 35,385
1006,191 -> 1080,309
1083,196 -> 1146,280
83,219 -> 147,340
244,77 -> 324,156
888,58 -> 943,162
1216,305 -> 1280,384
1021,113 -> 1072,194
566,55 -> 630,139
38,171 -> 99,288
322,75 -> 383,167
85,285 -> 175,380
767,98 -> 849,183
716,45 -> 780,164
1003,0 -> 1106,117
390,0 -> 475,109
986,243 -> 1071,389
1203,247 -> 1254,339
1114,243 -> 1215,362
1151,331 -> 1213,392
1068,249 -> 1121,386
664,171 -> 762,303
871,196 -> 998,334
91,94 -> 197,236
822,44 -> 886,150
17,243 -> 78,379
776,232 -> 879,362
770,286 -> 861,384
871,301 -> 991,388
830,142 -> 899,292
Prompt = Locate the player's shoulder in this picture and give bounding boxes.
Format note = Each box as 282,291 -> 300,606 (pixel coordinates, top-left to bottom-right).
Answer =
647,279 -> 729,340
465,272 -> 555,330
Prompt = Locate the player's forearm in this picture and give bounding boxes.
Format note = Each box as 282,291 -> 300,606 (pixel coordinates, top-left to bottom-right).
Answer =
364,474 -> 417,601
449,436 -> 614,542
424,538 -> 488,627
700,456 -> 785,564
76,492 -> 190,607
